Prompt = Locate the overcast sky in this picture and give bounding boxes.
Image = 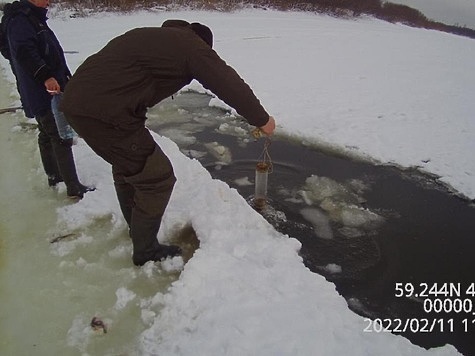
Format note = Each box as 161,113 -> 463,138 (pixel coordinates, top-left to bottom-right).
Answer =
389,0 -> 475,28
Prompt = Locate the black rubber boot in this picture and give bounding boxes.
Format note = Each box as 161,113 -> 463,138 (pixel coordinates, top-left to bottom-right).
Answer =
118,145 -> 179,265
53,138 -> 94,199
67,183 -> 95,200
130,209 -> 182,266
38,134 -> 63,186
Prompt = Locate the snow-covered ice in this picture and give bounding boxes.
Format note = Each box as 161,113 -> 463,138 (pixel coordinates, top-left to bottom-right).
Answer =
2,7 -> 473,356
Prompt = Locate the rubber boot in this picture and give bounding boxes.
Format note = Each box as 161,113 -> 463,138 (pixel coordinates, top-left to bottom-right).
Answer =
123,145 -> 180,265
53,138 -> 93,199
130,209 -> 181,266
38,134 -> 63,186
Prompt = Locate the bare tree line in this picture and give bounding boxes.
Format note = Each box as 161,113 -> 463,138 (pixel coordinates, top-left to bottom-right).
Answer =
1,0 -> 474,39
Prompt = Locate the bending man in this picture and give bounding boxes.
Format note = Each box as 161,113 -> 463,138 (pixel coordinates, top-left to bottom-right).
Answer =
61,20 -> 276,266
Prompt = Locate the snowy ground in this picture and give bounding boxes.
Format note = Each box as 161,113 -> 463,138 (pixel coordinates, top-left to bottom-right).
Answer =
1,7 -> 473,356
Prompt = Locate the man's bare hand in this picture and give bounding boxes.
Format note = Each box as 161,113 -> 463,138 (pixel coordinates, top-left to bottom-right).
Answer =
44,77 -> 60,94
259,116 -> 276,136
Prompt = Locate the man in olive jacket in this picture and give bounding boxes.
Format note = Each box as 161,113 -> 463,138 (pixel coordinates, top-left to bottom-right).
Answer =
61,20 -> 276,266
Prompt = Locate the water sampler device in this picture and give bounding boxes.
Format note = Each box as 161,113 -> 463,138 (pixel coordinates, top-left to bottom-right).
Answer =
251,128 -> 273,211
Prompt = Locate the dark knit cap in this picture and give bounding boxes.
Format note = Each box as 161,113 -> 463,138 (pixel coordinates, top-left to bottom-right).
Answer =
189,22 -> 213,48
161,19 -> 213,48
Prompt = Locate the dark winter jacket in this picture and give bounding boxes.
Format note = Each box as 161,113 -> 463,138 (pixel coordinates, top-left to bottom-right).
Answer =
61,25 -> 269,128
5,0 -> 71,117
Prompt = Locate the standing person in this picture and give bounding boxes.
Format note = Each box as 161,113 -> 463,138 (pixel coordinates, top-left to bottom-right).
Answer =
61,19 -> 276,266
3,0 -> 92,199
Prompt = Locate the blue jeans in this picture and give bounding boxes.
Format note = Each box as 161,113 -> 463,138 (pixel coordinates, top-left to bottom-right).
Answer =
51,93 -> 77,140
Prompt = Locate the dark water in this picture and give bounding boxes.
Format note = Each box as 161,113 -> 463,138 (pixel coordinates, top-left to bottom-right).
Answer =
148,91 -> 475,356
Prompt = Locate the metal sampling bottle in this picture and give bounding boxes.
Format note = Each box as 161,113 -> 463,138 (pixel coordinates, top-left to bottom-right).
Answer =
251,127 -> 272,211
254,161 -> 270,210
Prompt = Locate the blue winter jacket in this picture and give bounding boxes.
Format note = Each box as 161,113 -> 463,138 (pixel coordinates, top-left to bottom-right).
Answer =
6,0 -> 71,118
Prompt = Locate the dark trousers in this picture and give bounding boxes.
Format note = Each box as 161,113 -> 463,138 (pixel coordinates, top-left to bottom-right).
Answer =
66,113 -> 176,262
36,110 -> 81,190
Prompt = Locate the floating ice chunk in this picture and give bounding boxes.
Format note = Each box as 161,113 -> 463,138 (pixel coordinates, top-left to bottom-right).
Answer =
76,257 -> 88,267
179,122 -> 207,133
141,261 -> 158,278
215,145 -> 226,155
235,127 -> 247,135
279,187 -> 305,203
340,205 -> 384,229
108,244 -> 131,259
320,198 -> 339,215
300,175 -> 384,231
321,200 -> 384,230
347,297 -> 376,318
300,207 -> 333,239
161,256 -> 184,272
50,234 -> 93,257
323,263 -> 342,274
114,287 -> 136,310
300,190 -> 314,205
217,122 -> 248,137
348,178 -> 370,195
67,315 -> 94,351
303,175 -> 357,204
204,141 -> 232,164
234,176 -> 253,186
218,122 -> 230,131
150,105 -> 188,124
159,128 -> 196,146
